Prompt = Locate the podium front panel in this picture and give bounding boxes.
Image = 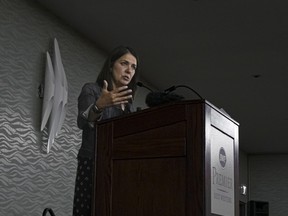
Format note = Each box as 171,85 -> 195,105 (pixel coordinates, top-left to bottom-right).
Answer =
93,100 -> 239,216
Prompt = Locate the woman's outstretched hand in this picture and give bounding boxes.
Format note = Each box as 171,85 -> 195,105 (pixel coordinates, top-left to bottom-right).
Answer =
96,80 -> 133,110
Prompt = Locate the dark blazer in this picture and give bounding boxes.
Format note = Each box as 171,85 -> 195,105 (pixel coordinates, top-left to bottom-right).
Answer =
77,82 -> 134,158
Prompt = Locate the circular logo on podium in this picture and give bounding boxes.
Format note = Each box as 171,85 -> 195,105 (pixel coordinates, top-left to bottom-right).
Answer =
219,147 -> 227,168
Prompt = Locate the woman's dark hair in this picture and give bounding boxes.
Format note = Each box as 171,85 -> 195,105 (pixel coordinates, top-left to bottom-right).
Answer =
96,46 -> 139,97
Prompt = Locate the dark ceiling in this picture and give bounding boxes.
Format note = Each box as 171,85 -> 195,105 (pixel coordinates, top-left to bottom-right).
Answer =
36,0 -> 288,154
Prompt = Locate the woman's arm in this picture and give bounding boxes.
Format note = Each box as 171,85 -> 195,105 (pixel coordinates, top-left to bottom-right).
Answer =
77,83 -> 102,129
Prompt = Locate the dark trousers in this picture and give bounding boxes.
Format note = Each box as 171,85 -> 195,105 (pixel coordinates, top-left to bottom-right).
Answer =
73,157 -> 94,216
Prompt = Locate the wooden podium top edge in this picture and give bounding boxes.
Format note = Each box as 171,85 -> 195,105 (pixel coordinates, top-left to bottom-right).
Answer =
97,99 -> 239,126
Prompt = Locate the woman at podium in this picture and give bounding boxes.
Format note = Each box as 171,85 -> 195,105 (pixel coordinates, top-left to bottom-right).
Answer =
73,46 -> 139,216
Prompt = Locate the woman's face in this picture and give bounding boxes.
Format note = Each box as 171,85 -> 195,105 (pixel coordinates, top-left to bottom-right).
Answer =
111,53 -> 137,88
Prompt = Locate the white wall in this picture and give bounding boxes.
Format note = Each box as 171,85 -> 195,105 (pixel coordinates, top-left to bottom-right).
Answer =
249,154 -> 288,216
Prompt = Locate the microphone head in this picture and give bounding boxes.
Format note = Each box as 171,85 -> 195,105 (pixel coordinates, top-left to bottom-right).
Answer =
145,92 -> 184,107
136,81 -> 143,87
137,81 -> 153,92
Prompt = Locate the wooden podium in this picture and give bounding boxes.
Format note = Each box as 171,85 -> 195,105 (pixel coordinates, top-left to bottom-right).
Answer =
92,100 -> 239,216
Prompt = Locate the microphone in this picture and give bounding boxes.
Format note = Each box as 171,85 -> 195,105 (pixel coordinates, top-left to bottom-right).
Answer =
164,85 -> 203,100
145,91 -> 184,107
137,81 -> 184,107
136,81 -> 153,92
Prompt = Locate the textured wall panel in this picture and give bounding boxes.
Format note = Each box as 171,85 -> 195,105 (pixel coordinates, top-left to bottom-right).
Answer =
0,0 -> 106,215
249,154 -> 288,216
